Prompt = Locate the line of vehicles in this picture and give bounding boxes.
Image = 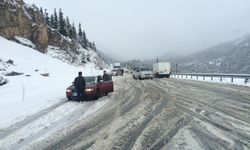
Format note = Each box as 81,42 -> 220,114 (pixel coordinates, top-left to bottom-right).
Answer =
65,62 -> 171,101
132,62 -> 171,80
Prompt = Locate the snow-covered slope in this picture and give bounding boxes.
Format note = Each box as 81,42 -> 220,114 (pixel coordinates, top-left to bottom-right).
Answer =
46,44 -> 109,69
168,34 -> 250,73
0,36 -> 101,128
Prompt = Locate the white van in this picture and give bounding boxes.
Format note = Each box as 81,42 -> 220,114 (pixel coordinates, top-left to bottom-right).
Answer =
153,62 -> 171,78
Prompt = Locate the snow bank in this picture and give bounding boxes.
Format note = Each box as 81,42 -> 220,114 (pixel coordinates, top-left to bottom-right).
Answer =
0,36 -> 103,129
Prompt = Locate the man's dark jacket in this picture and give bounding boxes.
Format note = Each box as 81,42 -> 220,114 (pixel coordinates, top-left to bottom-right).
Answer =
103,74 -> 109,81
74,75 -> 86,90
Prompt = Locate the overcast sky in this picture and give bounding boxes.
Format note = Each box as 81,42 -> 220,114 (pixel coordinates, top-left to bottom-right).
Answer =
25,0 -> 250,60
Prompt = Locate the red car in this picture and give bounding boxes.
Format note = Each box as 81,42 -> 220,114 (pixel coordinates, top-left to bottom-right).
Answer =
66,76 -> 114,100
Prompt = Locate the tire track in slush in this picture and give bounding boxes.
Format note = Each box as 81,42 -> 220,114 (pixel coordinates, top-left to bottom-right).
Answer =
48,77 -> 188,150
155,78 -> 250,149
111,79 -> 173,150
23,75 -> 250,150
42,77 -> 144,149
7,101 -> 94,150
0,100 -> 68,140
69,79 -> 152,149
157,79 -> 250,124
127,80 -> 192,149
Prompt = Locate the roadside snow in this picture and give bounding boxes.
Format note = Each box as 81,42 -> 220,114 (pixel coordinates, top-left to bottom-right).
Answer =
20,98 -> 110,150
172,75 -> 250,87
0,36 -> 103,130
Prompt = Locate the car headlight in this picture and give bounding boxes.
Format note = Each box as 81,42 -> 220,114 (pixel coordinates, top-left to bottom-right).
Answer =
66,89 -> 72,93
85,88 -> 94,92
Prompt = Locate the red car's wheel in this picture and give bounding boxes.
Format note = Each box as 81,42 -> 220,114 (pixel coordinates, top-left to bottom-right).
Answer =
94,90 -> 101,100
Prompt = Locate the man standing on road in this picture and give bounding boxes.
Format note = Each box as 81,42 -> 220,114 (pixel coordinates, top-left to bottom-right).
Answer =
74,71 -> 86,102
102,70 -> 109,81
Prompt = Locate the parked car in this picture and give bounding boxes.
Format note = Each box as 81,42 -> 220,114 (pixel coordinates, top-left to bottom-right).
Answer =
132,68 -> 153,80
66,76 -> 114,101
110,69 -> 118,76
110,68 -> 124,76
153,62 -> 171,78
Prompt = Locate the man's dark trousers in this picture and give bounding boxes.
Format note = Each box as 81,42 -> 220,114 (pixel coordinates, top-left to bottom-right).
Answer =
76,88 -> 84,102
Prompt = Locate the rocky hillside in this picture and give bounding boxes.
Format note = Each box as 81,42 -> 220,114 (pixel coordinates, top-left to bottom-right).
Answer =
0,0 -> 108,68
0,0 -> 49,51
167,34 -> 250,74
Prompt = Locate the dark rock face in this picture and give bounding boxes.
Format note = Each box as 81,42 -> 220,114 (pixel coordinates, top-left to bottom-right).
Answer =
0,0 -> 49,53
0,0 -> 82,53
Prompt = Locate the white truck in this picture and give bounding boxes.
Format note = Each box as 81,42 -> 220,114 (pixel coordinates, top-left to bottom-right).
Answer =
113,63 -> 121,69
111,62 -> 123,76
153,62 -> 171,78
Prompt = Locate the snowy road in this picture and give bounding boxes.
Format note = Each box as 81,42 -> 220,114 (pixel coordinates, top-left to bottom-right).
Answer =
1,74 -> 250,150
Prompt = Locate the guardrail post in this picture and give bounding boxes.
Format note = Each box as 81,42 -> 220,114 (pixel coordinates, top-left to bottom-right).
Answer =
220,77 -> 222,82
196,76 -> 198,79
231,77 -> 233,83
178,75 -> 179,78
186,75 -> 187,78
211,76 -> 213,81
191,76 -> 193,79
203,76 -> 205,80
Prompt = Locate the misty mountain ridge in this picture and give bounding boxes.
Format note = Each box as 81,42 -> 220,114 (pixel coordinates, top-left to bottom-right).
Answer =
164,34 -> 250,74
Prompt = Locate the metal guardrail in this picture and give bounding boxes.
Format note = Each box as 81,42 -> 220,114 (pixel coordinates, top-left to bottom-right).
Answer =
171,73 -> 250,84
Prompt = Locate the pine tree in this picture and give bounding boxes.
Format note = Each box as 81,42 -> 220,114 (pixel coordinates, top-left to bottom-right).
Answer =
68,28 -> 74,39
40,7 -> 43,14
78,23 -> 83,38
72,23 -> 77,39
82,30 -> 87,42
66,17 -> 76,39
65,17 -> 72,37
53,8 -> 58,30
50,14 -> 54,28
44,9 -> 50,25
67,22 -> 76,39
58,8 -> 68,36
66,17 -> 70,31
77,23 -> 88,48
82,30 -> 88,48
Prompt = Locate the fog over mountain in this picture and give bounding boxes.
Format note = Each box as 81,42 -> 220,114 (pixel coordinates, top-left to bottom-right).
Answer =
25,0 -> 250,60
164,34 -> 250,74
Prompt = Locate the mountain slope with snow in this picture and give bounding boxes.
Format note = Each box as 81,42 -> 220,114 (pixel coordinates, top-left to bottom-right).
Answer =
0,36 -> 101,129
164,34 -> 250,73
